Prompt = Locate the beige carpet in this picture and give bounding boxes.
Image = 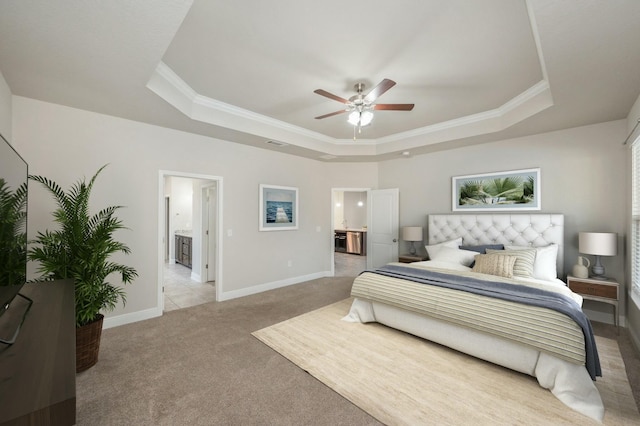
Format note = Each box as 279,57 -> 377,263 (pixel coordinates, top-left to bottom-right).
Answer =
253,299 -> 640,426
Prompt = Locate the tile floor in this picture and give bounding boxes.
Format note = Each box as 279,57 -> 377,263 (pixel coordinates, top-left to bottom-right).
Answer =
163,263 -> 216,312
163,253 -> 366,312
334,252 -> 367,277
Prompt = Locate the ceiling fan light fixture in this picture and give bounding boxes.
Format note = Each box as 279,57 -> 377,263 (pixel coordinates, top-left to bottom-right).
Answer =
348,110 -> 361,126
360,110 -> 374,126
347,109 -> 374,127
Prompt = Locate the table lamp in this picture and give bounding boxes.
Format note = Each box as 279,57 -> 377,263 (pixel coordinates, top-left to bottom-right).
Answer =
578,232 -> 617,278
402,226 -> 423,255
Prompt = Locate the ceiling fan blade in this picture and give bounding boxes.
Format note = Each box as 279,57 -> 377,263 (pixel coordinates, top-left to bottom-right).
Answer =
315,109 -> 348,119
313,89 -> 349,104
373,103 -> 415,111
364,79 -> 396,103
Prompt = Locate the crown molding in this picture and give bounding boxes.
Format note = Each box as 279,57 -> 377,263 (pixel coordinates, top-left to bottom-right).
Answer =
147,1 -> 553,158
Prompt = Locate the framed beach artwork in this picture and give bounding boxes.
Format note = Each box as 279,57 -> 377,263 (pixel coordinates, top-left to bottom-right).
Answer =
259,184 -> 299,231
452,168 -> 541,212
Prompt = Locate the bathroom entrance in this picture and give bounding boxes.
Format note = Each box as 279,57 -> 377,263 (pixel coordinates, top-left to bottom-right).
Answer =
158,171 -> 223,312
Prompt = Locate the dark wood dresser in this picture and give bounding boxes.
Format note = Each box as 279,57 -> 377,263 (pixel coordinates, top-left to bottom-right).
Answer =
0,280 -> 76,425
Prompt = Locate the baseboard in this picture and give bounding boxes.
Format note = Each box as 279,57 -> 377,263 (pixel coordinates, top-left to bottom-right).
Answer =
103,306 -> 162,329
104,271 -> 334,328
582,307 -> 626,327
218,271 -> 332,301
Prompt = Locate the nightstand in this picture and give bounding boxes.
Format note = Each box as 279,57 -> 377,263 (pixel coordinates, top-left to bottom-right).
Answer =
567,275 -> 619,328
398,254 -> 427,263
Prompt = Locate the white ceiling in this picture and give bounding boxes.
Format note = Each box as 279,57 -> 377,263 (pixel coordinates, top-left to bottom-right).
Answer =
1,0 -> 639,161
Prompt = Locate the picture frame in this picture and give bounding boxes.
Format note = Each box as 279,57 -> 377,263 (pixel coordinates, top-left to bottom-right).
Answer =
452,168 -> 541,212
259,184 -> 298,231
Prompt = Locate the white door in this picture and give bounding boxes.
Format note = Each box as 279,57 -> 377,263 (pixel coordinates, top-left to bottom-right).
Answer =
367,188 -> 399,269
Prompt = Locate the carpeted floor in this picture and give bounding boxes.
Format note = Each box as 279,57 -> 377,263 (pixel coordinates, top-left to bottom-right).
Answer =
76,277 -> 640,425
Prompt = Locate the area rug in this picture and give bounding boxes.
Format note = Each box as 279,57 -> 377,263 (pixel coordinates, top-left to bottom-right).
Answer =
252,299 -> 639,426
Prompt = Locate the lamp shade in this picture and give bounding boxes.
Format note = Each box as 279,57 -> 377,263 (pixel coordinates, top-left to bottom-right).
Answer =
578,232 -> 617,256
402,226 -> 423,242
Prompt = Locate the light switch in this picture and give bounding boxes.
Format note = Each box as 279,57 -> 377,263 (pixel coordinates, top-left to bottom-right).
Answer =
227,229 -> 233,237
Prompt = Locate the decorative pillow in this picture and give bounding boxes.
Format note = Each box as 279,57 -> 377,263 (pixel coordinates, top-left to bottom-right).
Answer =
472,253 -> 517,278
459,244 -> 505,268
486,248 -> 536,277
506,244 -> 558,281
459,244 -> 505,254
429,246 -> 478,267
425,237 -> 463,260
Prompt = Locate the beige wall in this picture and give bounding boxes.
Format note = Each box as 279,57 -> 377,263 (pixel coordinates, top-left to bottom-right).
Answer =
378,120 -> 629,326
12,96 -> 378,326
8,91 -> 638,344
0,71 -> 11,141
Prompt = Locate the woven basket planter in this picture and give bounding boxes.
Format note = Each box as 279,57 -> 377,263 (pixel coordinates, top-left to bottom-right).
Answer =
75,314 -> 104,373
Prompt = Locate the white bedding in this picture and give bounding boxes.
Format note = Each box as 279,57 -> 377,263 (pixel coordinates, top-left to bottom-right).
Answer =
344,260 -> 603,422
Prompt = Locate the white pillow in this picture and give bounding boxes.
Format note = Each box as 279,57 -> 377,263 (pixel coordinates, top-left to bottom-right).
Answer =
429,246 -> 478,267
411,260 -> 472,272
425,237 -> 463,259
506,244 -> 558,281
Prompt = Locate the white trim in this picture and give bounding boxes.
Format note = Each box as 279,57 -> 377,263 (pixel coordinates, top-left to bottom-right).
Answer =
149,60 -> 554,155
103,307 -> 162,329
217,271 -> 331,301
525,0 -> 550,83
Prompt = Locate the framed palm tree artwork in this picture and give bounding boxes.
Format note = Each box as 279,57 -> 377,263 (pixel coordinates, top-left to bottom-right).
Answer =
452,168 -> 540,211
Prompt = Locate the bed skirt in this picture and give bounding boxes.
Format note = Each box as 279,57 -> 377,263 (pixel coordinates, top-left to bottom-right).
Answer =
343,298 -> 604,422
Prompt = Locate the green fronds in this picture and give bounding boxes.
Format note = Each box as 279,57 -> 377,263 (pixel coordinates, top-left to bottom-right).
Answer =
28,165 -> 138,327
0,179 -> 28,286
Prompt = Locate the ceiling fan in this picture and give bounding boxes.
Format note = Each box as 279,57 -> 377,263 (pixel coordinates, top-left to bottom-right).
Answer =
313,79 -> 415,134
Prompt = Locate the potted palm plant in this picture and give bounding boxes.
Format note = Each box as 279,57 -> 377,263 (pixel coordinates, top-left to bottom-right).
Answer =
28,165 -> 137,372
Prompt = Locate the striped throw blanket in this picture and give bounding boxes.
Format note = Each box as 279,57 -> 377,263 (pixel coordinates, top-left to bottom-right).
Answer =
351,264 -> 601,380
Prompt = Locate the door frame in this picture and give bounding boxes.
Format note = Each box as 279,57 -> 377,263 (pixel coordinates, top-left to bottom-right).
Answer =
330,187 -> 370,276
158,171 -> 224,311
201,183 -> 217,283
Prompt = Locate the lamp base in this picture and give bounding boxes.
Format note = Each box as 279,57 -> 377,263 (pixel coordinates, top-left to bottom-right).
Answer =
409,242 -> 417,255
590,255 -> 608,279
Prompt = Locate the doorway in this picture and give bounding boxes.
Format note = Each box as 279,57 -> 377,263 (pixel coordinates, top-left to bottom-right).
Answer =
158,171 -> 223,312
332,188 -> 368,277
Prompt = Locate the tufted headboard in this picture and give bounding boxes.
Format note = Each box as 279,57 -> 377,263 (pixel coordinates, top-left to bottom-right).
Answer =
428,214 -> 564,277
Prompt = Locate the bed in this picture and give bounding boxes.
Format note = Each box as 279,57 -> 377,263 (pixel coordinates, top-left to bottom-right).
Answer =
344,214 -> 604,421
